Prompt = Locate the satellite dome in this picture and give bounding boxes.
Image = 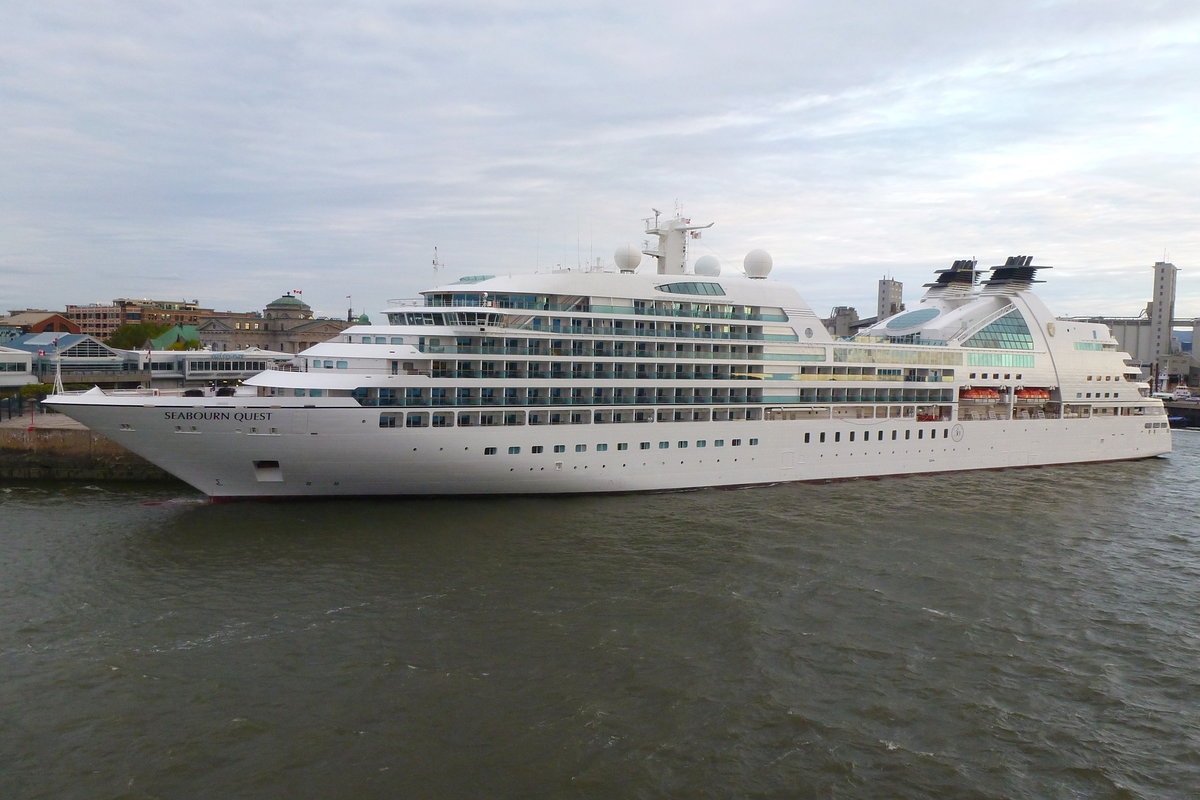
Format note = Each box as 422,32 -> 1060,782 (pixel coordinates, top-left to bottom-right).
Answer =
743,249 -> 773,279
694,255 -> 721,277
614,244 -> 642,272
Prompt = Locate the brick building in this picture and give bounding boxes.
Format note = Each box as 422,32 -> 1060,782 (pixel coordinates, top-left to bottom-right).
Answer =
64,298 -> 257,339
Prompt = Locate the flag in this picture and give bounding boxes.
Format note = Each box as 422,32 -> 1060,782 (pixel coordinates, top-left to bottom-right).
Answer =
293,289 -> 303,295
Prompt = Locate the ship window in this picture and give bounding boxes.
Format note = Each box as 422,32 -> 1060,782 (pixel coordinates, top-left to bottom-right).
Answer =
962,309 -> 1033,350
617,443 -> 628,450
886,308 -> 941,330
406,413 -> 428,427
336,361 -> 348,369
804,433 -> 810,443
849,432 -> 855,442
640,442 -> 650,450
597,443 -> 608,451
532,445 -> 543,454
379,414 -> 399,428
891,430 -> 897,440
697,440 -> 707,447
715,440 -> 725,447
575,444 -> 587,452
659,442 -> 669,449
905,430 -> 910,439
484,447 -> 497,455
508,446 -> 520,454
655,281 -> 726,296
750,438 -> 758,446
818,434 -> 824,443
834,432 -> 840,442
731,439 -> 742,446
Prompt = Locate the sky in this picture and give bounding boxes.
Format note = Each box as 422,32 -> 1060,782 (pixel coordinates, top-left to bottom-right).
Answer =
3,0 -> 1200,323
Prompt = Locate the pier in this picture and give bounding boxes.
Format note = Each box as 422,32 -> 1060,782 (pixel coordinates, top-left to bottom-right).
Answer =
1165,399 -> 1200,428
0,413 -> 176,482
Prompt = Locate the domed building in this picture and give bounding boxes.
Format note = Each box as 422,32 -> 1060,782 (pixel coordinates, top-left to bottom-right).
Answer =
198,294 -> 360,353
264,294 -> 313,322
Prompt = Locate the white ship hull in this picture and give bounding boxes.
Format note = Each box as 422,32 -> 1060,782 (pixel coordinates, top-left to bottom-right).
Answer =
51,397 -> 1170,499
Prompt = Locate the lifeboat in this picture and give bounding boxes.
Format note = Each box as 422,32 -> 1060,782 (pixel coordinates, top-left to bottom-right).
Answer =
1015,387 -> 1051,403
959,387 -> 1002,403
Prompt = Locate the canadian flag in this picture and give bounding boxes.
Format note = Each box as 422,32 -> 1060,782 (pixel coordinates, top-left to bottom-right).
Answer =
293,289 -> 303,295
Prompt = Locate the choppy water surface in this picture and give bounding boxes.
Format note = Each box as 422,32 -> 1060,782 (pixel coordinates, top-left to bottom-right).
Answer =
3,434 -> 1199,799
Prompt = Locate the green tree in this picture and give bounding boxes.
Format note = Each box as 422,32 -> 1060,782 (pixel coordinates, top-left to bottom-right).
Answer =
19,383 -> 53,399
166,339 -> 202,351
105,322 -> 171,350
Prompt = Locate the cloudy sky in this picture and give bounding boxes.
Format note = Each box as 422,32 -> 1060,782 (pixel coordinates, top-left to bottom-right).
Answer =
3,0 -> 1199,323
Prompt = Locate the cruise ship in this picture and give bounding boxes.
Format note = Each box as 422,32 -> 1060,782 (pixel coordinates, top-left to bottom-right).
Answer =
46,211 -> 1172,499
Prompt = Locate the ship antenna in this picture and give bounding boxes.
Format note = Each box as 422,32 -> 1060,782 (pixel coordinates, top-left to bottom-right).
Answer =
432,247 -> 443,281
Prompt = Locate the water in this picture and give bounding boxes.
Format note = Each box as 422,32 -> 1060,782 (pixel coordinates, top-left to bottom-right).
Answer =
3,435 -> 1199,799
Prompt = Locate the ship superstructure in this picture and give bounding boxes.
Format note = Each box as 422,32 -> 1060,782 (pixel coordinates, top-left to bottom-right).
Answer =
46,212 -> 1171,498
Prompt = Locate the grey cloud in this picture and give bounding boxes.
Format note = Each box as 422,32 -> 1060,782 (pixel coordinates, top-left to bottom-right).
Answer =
2,1 -> 1200,317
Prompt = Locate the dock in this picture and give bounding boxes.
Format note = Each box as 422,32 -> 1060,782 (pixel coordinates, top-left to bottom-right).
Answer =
0,412 -> 177,482
1165,399 -> 1200,428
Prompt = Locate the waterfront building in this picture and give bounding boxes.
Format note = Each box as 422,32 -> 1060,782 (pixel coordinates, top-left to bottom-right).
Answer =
198,294 -> 356,354
0,311 -> 81,337
3,333 -> 292,390
64,298 -> 258,339
0,345 -> 36,390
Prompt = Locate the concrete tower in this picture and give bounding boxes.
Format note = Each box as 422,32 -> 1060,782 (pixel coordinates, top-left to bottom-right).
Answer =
877,278 -> 903,320
1147,261 -> 1178,362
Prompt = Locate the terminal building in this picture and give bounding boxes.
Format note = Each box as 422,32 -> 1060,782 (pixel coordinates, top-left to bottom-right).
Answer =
1,333 -> 293,392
